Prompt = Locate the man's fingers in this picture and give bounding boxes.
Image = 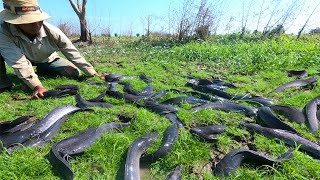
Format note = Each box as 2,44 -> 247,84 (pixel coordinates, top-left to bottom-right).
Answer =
31,93 -> 39,99
31,85 -> 48,99
38,92 -> 45,98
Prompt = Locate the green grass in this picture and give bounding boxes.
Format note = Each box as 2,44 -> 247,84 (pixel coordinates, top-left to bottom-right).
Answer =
0,34 -> 319,179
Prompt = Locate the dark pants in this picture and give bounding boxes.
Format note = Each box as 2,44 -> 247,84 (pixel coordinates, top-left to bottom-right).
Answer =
0,55 -> 13,89
35,58 -> 81,78
0,54 -> 7,77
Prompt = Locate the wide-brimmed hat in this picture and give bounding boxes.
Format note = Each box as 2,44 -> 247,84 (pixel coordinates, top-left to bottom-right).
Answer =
0,0 -> 50,24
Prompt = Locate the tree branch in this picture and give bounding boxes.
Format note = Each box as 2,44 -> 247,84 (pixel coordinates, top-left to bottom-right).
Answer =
68,0 -> 81,18
82,0 -> 87,18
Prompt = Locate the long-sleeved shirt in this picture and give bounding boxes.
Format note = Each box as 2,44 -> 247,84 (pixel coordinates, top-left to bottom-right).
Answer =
0,21 -> 97,89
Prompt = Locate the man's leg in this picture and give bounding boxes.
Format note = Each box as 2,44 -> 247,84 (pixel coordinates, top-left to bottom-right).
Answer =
0,54 -> 13,90
36,58 -> 81,78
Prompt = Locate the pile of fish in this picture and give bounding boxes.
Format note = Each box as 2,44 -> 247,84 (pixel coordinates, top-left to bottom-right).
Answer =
0,71 -> 319,179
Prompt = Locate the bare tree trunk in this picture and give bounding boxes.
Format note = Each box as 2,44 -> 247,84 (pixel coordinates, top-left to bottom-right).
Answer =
263,0 -> 280,35
80,18 -> 88,41
147,15 -> 151,37
240,0 -> 254,38
255,0 -> 265,34
68,0 -> 89,42
263,0 -> 301,38
224,16 -> 234,34
175,0 -> 195,42
194,0 -> 214,40
272,0 -> 301,30
297,2 -> 320,39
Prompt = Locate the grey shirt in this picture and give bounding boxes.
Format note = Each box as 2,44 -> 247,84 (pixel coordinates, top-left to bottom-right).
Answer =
0,21 -> 97,88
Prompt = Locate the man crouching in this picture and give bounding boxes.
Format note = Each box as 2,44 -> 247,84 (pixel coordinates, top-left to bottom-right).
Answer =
0,0 -> 106,98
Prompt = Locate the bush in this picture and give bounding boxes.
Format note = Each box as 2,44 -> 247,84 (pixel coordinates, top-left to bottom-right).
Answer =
57,22 -> 73,37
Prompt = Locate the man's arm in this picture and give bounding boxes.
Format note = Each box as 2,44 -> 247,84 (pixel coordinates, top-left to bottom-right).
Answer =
44,22 -> 98,76
0,31 -> 43,89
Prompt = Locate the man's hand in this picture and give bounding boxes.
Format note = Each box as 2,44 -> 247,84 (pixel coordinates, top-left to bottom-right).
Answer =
95,73 -> 109,80
31,85 -> 48,99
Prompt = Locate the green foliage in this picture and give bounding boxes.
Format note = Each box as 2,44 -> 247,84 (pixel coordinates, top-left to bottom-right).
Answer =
0,34 -> 319,179
143,34 -> 320,75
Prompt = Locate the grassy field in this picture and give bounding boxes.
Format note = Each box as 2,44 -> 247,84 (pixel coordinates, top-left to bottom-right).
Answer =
0,34 -> 319,179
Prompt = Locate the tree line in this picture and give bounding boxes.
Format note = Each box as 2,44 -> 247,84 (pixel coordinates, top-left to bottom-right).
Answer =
66,0 -> 320,42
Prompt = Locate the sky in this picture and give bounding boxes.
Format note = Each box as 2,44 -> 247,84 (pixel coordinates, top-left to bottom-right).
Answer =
38,0 -> 175,35
2,0 -> 320,35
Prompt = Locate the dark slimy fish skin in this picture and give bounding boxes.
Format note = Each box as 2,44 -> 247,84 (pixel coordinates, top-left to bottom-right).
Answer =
125,132 -> 159,180
190,125 -> 226,142
33,106 -> 82,136
272,77 -> 318,92
144,101 -> 180,115
57,122 -> 130,155
139,85 -> 154,96
170,89 -> 226,102
166,165 -> 182,180
304,95 -> 320,132
105,90 -> 150,104
141,125 -> 179,163
191,101 -> 257,117
0,127 -> 34,148
49,143 -> 74,180
122,82 -> 140,95
189,84 -> 233,99
161,96 -> 210,105
213,148 -> 294,177
42,89 -> 78,99
287,70 -> 308,79
4,120 -> 35,134
187,78 -> 236,90
87,91 -> 107,102
104,73 -> 136,82
49,122 -> 130,180
243,123 -> 320,159
54,84 -> 80,91
0,116 -> 34,134
164,113 -> 185,128
75,94 -> 113,109
121,82 -> 154,97
237,95 -> 274,107
17,118 -> 66,148
271,105 -> 305,124
104,73 -> 123,82
42,84 -> 80,99
0,106 -> 81,148
257,107 -> 299,134
139,72 -> 151,84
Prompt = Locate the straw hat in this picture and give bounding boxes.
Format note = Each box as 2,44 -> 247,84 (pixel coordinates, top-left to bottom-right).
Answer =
0,0 -> 50,24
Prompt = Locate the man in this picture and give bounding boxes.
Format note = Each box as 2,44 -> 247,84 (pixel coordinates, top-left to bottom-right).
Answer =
0,0 -> 106,98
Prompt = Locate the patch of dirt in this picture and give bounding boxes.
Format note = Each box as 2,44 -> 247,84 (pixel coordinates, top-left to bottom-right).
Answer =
210,148 -> 225,169
188,161 -> 213,180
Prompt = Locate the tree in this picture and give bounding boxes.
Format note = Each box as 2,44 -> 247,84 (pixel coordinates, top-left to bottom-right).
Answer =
68,0 -> 89,42
263,0 -> 302,37
174,0 -> 195,42
254,0 -> 266,34
194,0 -> 214,40
170,0 -> 219,42
309,27 -> 320,34
240,0 -> 254,38
140,15 -> 153,38
297,2 -> 320,39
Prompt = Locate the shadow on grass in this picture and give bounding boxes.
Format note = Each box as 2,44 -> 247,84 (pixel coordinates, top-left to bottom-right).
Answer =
115,148 -> 128,180
44,152 -> 67,180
